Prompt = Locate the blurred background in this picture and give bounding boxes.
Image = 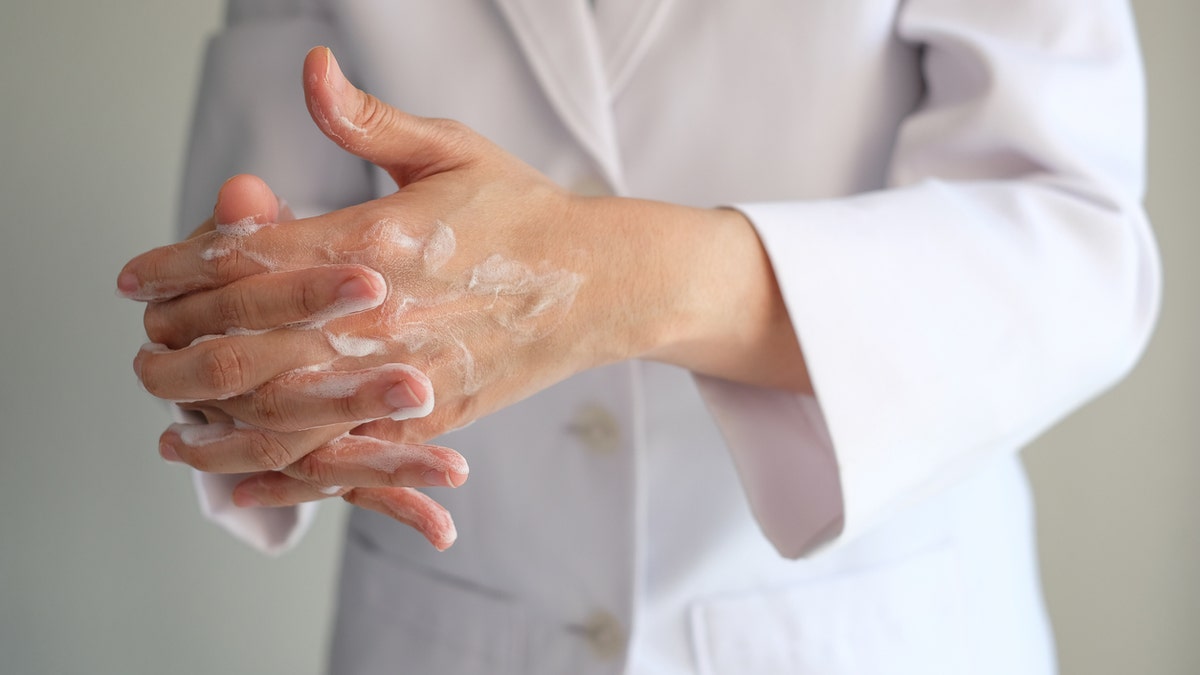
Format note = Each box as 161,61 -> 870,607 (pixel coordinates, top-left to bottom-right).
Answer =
0,2 -> 1194,673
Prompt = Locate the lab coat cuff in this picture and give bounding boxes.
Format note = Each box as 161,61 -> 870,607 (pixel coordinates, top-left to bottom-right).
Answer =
692,375 -> 845,559
192,471 -> 318,556
170,404 -> 316,555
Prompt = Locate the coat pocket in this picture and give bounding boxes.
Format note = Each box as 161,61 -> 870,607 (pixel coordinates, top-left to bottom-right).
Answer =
328,529 -> 528,675
690,543 -> 969,675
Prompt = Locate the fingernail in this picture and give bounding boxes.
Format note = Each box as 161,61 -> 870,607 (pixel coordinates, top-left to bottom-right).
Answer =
117,272 -> 139,298
433,521 -> 458,552
159,442 -> 181,462
424,465 -> 468,488
385,381 -> 422,410
337,274 -> 380,300
325,48 -> 350,94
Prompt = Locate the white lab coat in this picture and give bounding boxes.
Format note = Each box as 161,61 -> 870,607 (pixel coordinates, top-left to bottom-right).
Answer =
179,1 -> 1160,673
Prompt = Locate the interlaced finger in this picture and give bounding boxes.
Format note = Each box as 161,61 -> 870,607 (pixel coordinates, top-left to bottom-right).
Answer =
212,364 -> 434,433
135,329 -> 333,403
144,265 -> 386,349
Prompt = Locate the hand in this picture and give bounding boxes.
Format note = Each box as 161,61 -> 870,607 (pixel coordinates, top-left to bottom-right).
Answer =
119,46 -> 808,543
121,47 -> 659,439
148,175 -> 466,551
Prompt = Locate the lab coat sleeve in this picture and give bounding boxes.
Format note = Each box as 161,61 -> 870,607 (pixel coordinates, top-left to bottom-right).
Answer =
696,0 -> 1162,558
176,0 -> 374,554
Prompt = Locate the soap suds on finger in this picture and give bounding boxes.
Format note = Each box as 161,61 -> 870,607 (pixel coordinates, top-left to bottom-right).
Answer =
286,363 -> 436,422
323,433 -> 467,476
141,214 -> 583,418
214,216 -> 273,237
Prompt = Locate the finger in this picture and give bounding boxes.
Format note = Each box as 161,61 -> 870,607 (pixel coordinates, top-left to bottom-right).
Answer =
231,471 -> 350,506
144,265 -> 387,349
213,364 -> 434,432
159,420 -> 348,473
304,47 -> 476,186
212,174 -> 283,232
286,433 -> 468,489
117,175 -> 284,300
231,477 -> 458,551
117,228 -> 282,302
185,181 -> 293,240
343,487 -> 459,551
352,413 -> 450,447
134,330 -> 333,402
118,203 -> 381,303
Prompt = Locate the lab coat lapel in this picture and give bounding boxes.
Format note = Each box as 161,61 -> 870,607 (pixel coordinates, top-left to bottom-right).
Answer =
492,0 -> 627,191
594,0 -> 674,95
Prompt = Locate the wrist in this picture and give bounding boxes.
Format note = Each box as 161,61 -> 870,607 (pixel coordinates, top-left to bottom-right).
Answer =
563,196 -> 809,392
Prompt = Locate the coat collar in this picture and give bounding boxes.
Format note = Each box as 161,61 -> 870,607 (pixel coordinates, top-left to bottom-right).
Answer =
594,0 -> 675,95
492,0 -> 672,194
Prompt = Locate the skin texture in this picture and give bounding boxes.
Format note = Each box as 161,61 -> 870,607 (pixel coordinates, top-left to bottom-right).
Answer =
120,47 -> 809,549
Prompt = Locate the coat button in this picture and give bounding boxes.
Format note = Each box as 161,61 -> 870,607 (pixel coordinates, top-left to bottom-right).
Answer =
567,403 -> 621,455
571,176 -> 611,197
579,610 -> 626,661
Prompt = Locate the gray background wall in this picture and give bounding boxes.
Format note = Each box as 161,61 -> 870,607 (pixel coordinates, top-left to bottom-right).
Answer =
0,2 -> 1194,673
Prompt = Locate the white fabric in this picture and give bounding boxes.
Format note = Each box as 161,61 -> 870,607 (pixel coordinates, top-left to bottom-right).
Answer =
170,405 -> 317,554
175,0 -> 1159,672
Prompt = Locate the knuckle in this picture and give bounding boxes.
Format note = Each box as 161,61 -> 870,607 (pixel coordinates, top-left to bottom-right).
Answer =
245,429 -> 294,471
293,277 -> 326,320
292,450 -> 337,489
204,236 -> 248,283
336,392 -> 378,426
357,94 -> 398,134
215,286 -> 254,330
250,386 -> 300,432
427,117 -> 469,140
198,341 -> 250,395
425,118 -> 474,157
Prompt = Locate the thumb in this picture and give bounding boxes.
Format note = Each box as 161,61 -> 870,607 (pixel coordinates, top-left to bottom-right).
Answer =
303,46 -> 474,186
188,174 -> 292,239
214,174 -> 292,229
